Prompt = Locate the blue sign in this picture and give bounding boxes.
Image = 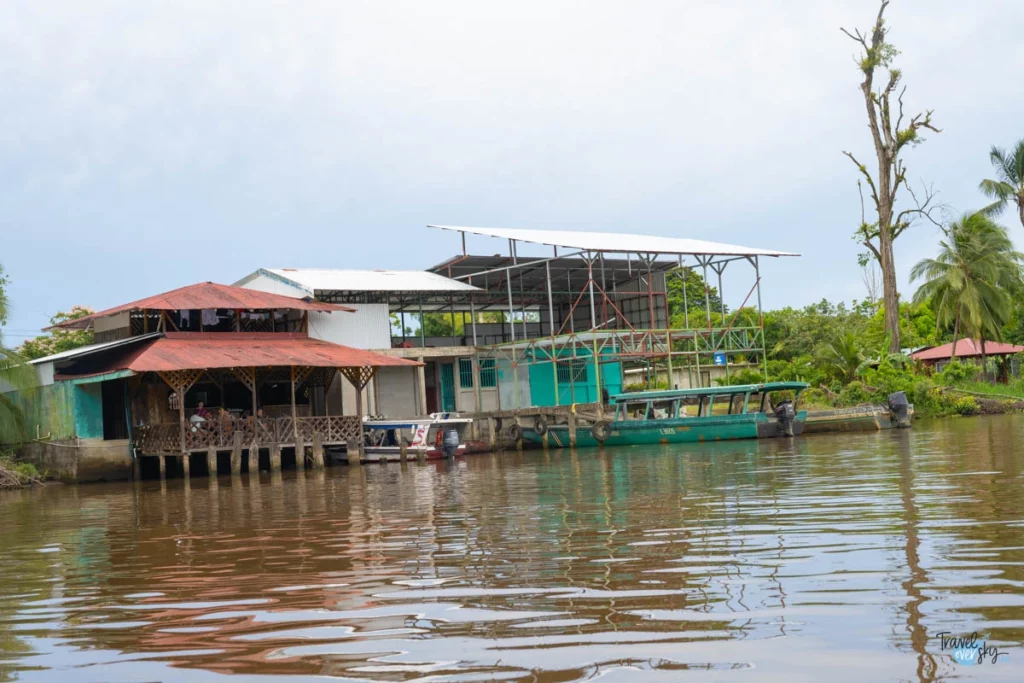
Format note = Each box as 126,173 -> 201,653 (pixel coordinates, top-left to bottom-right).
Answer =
713,352 -> 727,366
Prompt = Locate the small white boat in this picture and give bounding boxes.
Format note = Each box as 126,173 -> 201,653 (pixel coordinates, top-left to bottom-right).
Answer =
361,413 -> 473,462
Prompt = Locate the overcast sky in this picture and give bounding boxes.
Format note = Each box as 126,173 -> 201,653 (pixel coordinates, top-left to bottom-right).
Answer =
2,0 -> 1023,341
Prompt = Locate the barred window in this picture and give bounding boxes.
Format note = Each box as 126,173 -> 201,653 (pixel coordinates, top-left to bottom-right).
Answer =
458,358 -> 474,388
479,359 -> 496,388
557,358 -> 588,384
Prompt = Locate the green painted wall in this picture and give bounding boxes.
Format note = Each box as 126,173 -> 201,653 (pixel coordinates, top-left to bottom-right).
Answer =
73,384 -> 104,439
525,347 -> 623,407
1,382 -> 77,443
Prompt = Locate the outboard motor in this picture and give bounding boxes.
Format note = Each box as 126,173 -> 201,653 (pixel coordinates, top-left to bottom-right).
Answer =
888,391 -> 911,428
441,427 -> 461,459
774,400 -> 796,437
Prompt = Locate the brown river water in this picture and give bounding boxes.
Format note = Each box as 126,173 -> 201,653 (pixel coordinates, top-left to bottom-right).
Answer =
2,415 -> 1023,682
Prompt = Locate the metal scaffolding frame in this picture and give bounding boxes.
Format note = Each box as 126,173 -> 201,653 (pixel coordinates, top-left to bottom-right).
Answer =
428,226 -> 798,412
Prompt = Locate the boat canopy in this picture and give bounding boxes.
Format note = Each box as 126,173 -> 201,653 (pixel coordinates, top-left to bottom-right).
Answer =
611,382 -> 809,403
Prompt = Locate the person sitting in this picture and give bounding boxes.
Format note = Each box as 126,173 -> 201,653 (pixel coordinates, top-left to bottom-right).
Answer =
194,401 -> 210,419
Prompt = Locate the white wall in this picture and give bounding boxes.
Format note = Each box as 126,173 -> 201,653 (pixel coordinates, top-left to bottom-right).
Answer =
377,367 -> 418,417
307,305 -> 390,349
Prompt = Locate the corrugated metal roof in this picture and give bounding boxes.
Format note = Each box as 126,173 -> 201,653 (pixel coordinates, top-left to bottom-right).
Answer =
243,268 -> 481,293
54,332 -> 421,378
429,225 -> 799,257
910,339 -> 1024,361
28,332 -> 163,365
49,282 -> 354,331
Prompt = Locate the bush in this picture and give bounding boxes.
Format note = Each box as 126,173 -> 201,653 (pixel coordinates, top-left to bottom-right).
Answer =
935,360 -> 979,386
716,368 -> 764,386
837,380 -> 871,405
622,380 -> 669,393
0,452 -> 42,488
800,387 -> 833,409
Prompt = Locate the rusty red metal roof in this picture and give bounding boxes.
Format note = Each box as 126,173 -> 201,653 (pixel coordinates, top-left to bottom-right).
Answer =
54,333 -> 420,377
910,339 -> 1024,361
49,282 -> 354,330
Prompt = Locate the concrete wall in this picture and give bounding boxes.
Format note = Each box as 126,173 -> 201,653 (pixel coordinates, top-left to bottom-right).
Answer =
377,366 -> 418,417
17,438 -> 133,483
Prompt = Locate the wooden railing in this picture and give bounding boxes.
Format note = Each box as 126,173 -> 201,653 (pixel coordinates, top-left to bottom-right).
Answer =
135,416 -> 362,454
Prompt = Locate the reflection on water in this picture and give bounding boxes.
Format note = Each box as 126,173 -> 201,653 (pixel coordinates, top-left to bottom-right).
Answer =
1,416 -> 1023,682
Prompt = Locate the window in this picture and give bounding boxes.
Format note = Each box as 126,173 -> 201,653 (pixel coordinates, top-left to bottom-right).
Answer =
459,358 -> 474,388
557,358 -> 588,384
480,359 -> 496,388
618,401 -> 650,421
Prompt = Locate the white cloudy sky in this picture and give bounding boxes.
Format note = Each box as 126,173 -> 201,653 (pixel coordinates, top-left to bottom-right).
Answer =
2,0 -> 1023,339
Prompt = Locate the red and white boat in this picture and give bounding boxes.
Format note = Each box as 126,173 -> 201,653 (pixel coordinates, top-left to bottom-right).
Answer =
361,413 -> 473,462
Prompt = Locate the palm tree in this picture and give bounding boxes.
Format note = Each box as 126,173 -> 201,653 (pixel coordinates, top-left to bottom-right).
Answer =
911,211 -> 1024,375
980,139 -> 1024,229
817,331 -> 864,384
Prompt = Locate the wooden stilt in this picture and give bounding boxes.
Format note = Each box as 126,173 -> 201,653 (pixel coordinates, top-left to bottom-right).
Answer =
182,452 -> 190,478
312,432 -> 324,469
206,447 -> 217,477
159,455 -> 166,480
568,411 -> 578,449
295,437 -> 306,471
399,437 -> 408,461
248,441 -> 258,474
133,456 -> 141,481
231,432 -> 242,475
514,414 -> 523,451
487,417 -> 497,452
346,438 -> 361,466
270,444 -> 281,472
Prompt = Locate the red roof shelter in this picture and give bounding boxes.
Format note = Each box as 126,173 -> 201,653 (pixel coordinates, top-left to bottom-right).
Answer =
910,339 -> 1024,362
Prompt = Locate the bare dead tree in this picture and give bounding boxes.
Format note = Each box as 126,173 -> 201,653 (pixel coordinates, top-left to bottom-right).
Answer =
841,0 -> 941,353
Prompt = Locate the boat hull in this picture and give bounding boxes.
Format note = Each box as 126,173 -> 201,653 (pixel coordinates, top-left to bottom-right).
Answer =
524,411 -> 807,449
803,405 -> 913,434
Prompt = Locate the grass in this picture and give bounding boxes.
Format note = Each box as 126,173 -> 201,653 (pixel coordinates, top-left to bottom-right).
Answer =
0,451 -> 44,489
945,379 -> 1024,401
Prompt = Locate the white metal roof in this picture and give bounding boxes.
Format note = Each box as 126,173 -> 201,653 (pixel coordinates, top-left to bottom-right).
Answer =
245,268 -> 481,293
429,225 -> 799,258
28,332 -> 162,365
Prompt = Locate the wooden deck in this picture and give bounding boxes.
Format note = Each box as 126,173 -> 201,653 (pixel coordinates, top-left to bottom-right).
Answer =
135,416 -> 362,455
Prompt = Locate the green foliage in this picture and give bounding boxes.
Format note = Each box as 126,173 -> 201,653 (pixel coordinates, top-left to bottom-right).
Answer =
18,306 -> 96,360
911,211 -> 1024,349
837,381 -> 871,405
800,387 -> 833,410
817,331 -> 864,384
0,451 -> 42,488
667,267 -> 723,327
934,360 -> 979,386
622,380 -> 669,393
716,368 -> 764,386
979,139 -> 1024,228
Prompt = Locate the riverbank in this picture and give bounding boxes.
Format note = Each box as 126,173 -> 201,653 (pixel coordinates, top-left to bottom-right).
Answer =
0,452 -> 45,489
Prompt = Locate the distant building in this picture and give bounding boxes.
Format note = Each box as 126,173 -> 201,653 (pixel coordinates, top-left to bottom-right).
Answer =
910,339 -> 1024,375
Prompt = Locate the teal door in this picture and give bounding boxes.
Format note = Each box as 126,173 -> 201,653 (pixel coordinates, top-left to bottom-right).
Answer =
439,363 -> 456,412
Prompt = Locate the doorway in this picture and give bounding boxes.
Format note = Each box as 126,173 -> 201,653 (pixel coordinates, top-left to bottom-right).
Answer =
439,362 -> 456,412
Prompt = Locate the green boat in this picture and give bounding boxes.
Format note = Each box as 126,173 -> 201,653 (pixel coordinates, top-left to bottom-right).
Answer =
522,381 -> 809,449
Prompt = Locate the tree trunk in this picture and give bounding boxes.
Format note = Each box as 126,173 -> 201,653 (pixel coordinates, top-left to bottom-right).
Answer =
1018,199 -> 1024,230
878,219 -> 901,354
981,338 -> 987,381
951,311 -> 960,361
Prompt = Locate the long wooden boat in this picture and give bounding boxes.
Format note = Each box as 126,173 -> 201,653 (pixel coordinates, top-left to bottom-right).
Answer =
521,382 -> 809,449
803,403 -> 914,434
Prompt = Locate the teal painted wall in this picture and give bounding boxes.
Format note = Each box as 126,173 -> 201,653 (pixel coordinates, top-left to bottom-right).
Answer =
1,382 -> 76,443
524,347 -> 623,407
73,384 -> 104,439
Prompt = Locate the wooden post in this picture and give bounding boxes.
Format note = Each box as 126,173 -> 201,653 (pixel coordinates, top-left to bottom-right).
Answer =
295,436 -> 306,471
133,456 -> 141,481
399,437 -> 408,461
416,358 -> 427,415
231,432 -> 242,475
251,367 -> 258,417
248,441 -> 258,474
346,438 -> 361,466
312,432 -> 324,469
568,410 -> 578,448
542,421 -> 549,450
182,452 -> 190,478
270,444 -> 281,472
290,366 -> 299,436
206,447 -> 217,477
158,455 -> 166,480
514,414 -> 523,451
487,417 -> 497,452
